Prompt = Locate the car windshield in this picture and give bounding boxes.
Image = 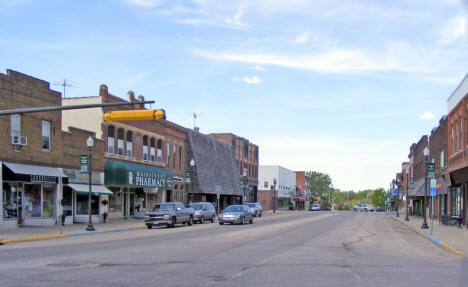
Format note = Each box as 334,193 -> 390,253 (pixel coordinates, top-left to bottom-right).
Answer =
224,206 -> 243,212
189,204 -> 203,210
152,204 -> 175,211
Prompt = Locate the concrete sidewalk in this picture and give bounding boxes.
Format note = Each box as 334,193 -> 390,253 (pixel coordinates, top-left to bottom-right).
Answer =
390,211 -> 468,257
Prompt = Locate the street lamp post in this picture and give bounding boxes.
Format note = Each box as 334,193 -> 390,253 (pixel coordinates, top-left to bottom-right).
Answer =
405,166 -> 410,221
273,178 -> 277,213
396,177 -> 400,217
190,159 -> 195,204
243,171 -> 247,204
422,147 -> 429,229
86,137 -> 95,232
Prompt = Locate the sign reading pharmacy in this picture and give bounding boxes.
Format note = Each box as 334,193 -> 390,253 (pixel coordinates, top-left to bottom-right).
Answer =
104,161 -> 173,189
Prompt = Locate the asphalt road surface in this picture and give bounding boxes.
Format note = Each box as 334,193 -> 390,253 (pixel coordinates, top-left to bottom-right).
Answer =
0,211 -> 466,287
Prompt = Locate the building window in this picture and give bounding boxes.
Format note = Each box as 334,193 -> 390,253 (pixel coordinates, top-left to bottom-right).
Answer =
440,150 -> 445,168
167,142 -> 171,167
264,181 -> 268,188
10,114 -> 21,144
150,138 -> 156,163
450,186 -> 461,216
143,135 -> 149,162
244,142 -> 249,158
173,143 -> 177,170
41,120 -> 50,150
126,131 -> 133,158
157,139 -> 163,164
460,118 -> 463,150
107,126 -> 115,155
23,184 -> 55,218
179,145 -> 183,171
452,126 -> 455,154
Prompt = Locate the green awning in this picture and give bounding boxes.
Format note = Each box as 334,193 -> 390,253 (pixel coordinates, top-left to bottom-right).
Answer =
104,160 -> 173,188
68,183 -> 113,196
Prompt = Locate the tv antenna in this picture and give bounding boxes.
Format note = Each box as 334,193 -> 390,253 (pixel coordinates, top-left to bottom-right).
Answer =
193,112 -> 201,129
53,79 -> 78,98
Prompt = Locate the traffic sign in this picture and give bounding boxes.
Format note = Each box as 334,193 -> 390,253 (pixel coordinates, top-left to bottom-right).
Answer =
392,189 -> 399,196
430,187 -> 436,196
185,172 -> 190,183
427,163 -> 435,179
80,155 -> 88,173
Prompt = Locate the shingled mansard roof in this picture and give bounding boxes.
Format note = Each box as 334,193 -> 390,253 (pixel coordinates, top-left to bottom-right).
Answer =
186,129 -> 242,196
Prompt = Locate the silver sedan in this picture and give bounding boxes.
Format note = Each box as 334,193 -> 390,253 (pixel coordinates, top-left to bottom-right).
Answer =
218,205 -> 254,225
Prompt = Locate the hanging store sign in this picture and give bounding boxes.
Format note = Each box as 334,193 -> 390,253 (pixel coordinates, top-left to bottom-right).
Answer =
31,174 -> 57,183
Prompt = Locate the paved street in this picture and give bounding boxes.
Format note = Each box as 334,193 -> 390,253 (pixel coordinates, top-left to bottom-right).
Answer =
0,211 -> 466,287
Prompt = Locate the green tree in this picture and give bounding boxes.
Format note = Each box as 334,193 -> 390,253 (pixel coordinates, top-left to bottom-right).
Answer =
309,171 -> 333,207
370,188 -> 386,210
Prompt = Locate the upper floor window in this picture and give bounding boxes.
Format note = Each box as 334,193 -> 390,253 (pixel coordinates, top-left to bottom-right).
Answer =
264,181 -> 268,188
126,131 -> 133,158
10,114 -> 21,144
244,142 -> 249,158
117,128 -> 124,157
143,135 -> 149,162
460,118 -> 463,150
107,126 -> 115,155
452,126 -> 456,154
440,150 -> 445,168
41,120 -> 50,150
179,145 -> 183,171
157,139 -> 163,164
150,137 -> 156,163
167,142 -> 171,167
173,143 -> 177,170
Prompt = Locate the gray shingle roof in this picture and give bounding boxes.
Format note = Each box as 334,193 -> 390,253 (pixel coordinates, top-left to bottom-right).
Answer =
186,129 -> 242,196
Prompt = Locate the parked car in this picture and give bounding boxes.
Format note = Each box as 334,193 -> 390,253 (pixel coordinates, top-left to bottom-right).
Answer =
188,202 -> 216,224
353,204 -> 373,212
218,205 -> 254,225
375,207 -> 383,212
309,204 -> 320,211
144,202 -> 194,229
367,205 -> 375,212
245,202 -> 263,217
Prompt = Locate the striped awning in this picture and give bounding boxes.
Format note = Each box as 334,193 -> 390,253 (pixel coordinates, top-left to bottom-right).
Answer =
3,162 -> 66,177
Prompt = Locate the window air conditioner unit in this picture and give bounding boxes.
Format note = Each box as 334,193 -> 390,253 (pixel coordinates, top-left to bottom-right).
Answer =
19,136 -> 27,145
11,136 -> 20,145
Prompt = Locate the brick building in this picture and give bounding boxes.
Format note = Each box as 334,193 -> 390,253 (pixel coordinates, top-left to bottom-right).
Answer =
446,74 -> 468,228
295,171 -> 311,211
0,69 -> 106,228
407,135 -> 428,217
62,85 -> 185,219
210,133 -> 259,202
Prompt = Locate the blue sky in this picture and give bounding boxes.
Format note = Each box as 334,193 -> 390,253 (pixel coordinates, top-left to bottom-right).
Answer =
1,0 -> 467,191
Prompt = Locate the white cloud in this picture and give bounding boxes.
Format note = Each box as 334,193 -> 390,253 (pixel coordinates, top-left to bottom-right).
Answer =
125,0 -> 162,8
224,0 -> 248,27
437,15 -> 466,45
253,66 -> 267,71
242,76 -> 262,84
257,135 -> 408,191
231,77 -> 240,81
420,112 -> 435,120
123,71 -> 151,85
293,31 -> 310,44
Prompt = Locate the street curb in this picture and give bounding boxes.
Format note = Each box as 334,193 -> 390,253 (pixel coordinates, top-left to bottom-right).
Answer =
425,235 -> 464,256
0,225 -> 145,246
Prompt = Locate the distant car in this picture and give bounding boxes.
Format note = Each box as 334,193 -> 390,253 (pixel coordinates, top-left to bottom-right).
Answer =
375,207 -> 383,212
353,204 -> 372,212
218,205 -> 254,225
245,202 -> 263,217
144,202 -> 194,229
188,202 -> 216,224
310,204 -> 320,211
367,205 -> 375,212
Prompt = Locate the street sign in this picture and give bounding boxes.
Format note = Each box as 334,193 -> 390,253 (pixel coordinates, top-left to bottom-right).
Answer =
409,178 -> 414,189
80,155 -> 88,173
427,163 -> 435,179
185,172 -> 190,183
430,187 -> 436,196
392,189 -> 399,196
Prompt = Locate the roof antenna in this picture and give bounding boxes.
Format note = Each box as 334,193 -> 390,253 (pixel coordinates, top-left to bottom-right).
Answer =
193,112 -> 200,130
53,79 -> 76,98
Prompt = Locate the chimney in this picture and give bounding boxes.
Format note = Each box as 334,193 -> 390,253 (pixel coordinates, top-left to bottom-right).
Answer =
137,95 -> 145,109
127,91 -> 135,103
99,84 -> 108,101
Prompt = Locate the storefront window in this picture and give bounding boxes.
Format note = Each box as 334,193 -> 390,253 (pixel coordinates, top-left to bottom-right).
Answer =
450,186 -> 461,216
62,187 -> 73,217
135,188 -> 145,211
2,183 -> 18,219
109,187 -> 122,213
24,184 -> 42,217
42,186 -> 55,217
76,194 -> 99,215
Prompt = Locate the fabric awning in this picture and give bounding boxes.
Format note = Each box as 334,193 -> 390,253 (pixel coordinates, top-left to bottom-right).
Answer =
68,183 -> 113,196
436,177 -> 448,195
3,162 -> 65,177
104,160 -> 173,188
408,178 -> 426,197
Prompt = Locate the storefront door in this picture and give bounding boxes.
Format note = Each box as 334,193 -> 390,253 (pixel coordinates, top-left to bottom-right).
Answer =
129,193 -> 135,216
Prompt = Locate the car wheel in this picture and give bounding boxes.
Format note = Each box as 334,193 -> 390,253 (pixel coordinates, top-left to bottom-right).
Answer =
187,216 -> 193,226
249,217 -> 253,224
211,215 -> 215,223
364,209 -> 368,212
241,216 -> 245,225
259,212 -> 262,217
219,221 -> 224,225
168,217 -> 176,228
147,225 -> 152,229
200,216 -> 204,224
